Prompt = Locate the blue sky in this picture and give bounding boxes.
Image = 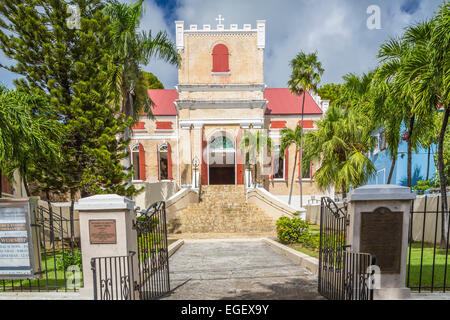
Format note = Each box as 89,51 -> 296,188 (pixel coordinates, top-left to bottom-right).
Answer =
0,0 -> 445,90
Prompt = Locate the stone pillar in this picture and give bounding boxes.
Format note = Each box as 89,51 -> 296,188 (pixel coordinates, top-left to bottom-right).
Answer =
347,185 -> 416,300
75,194 -> 138,299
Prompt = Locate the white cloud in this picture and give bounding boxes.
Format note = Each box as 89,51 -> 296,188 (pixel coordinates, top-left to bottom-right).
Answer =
0,0 -> 445,89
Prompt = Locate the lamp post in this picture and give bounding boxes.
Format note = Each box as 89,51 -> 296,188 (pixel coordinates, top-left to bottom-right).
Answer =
192,155 -> 200,188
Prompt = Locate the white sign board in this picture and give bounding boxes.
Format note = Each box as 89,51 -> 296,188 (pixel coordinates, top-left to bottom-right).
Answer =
0,200 -> 35,278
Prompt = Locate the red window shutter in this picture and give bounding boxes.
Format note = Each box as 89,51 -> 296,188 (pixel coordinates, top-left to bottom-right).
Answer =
138,144 -> 146,181
298,120 -> 314,129
132,122 -> 145,130
284,148 -> 289,180
156,121 -> 173,130
201,129 -> 208,185
270,121 -> 287,129
236,130 -> 243,185
212,44 -> 229,72
167,143 -> 173,180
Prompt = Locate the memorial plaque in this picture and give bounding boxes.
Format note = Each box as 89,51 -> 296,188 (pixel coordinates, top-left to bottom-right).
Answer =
89,219 -> 117,244
360,207 -> 403,274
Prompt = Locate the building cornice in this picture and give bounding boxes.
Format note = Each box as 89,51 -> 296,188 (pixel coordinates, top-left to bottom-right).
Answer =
179,118 -> 264,129
174,99 -> 268,110
175,84 -> 267,93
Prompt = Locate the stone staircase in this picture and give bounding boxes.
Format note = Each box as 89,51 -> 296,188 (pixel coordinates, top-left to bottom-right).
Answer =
167,185 -> 276,236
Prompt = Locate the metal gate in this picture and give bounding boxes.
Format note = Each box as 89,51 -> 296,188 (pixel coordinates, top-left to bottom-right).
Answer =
91,201 -> 170,300
319,197 -> 376,300
135,201 -> 170,299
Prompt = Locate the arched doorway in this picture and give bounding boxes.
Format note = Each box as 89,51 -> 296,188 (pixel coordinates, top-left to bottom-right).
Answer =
208,134 -> 236,185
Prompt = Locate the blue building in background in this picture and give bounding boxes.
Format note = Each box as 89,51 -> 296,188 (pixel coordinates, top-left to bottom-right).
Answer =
366,125 -> 438,187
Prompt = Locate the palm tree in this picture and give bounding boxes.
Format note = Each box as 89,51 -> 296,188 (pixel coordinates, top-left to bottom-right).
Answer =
0,86 -> 61,197
287,51 -> 324,208
238,129 -> 271,187
402,11 -> 450,248
104,0 -> 179,177
302,104 -> 376,198
280,125 -> 302,204
364,75 -> 403,184
104,0 -> 179,119
377,36 -> 422,189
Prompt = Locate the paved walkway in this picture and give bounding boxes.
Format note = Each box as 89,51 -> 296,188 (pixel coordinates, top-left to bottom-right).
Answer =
162,239 -> 324,300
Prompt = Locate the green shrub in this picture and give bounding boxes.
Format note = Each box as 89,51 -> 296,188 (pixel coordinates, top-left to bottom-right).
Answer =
276,217 -> 321,250
56,249 -> 82,271
276,217 -> 309,243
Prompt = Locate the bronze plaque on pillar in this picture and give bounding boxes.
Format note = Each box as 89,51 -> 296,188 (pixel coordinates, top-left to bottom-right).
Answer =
89,219 -> 117,244
360,207 -> 402,274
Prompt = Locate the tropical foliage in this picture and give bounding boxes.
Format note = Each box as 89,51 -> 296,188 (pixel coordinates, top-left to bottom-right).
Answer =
303,103 -> 376,197
104,0 -> 178,119
0,86 -> 61,196
238,129 -> 272,185
287,51 -> 324,207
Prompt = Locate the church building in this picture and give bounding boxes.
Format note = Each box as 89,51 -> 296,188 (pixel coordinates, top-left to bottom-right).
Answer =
129,18 -> 330,210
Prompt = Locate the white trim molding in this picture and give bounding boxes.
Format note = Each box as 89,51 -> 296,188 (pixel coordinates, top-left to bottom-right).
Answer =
175,84 -> 266,92
179,118 -> 264,130
174,99 -> 268,110
211,72 -> 231,76
131,134 -> 178,140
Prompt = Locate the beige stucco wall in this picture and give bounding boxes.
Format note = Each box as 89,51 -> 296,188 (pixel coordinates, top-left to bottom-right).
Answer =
178,33 -> 263,84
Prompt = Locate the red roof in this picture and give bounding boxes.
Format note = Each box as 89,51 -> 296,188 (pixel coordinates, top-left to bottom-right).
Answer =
146,88 -> 323,116
146,89 -> 178,116
264,88 -> 323,115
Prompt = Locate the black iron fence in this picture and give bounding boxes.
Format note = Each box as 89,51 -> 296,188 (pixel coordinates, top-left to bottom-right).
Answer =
319,197 -> 375,300
0,203 -> 82,292
136,201 -> 170,300
407,194 -> 450,292
91,253 -> 136,300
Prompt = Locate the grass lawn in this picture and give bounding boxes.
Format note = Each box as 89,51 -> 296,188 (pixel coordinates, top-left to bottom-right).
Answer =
309,224 -> 320,233
286,243 -> 320,258
407,242 -> 450,291
0,251 -> 83,292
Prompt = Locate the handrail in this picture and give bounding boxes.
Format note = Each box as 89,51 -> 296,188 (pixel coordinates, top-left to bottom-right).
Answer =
198,173 -> 202,202
247,187 -> 298,217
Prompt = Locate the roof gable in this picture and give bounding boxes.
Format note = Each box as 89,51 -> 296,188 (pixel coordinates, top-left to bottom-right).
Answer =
146,89 -> 178,116
264,88 -> 323,115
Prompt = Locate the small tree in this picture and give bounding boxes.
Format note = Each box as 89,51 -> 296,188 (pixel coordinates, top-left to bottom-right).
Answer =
238,129 -> 272,186
287,51 -> 324,208
0,86 -> 61,197
280,125 -> 302,205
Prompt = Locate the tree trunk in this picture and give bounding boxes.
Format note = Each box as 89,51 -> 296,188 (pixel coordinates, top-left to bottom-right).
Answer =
439,107 -> 449,249
288,149 -> 298,205
407,115 -> 415,189
426,146 -> 431,181
387,152 -> 397,184
299,91 -> 306,209
23,174 -> 30,197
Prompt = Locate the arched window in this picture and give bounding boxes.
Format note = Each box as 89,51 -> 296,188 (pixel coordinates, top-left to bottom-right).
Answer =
212,44 -> 229,72
130,143 -> 146,181
158,142 -> 172,180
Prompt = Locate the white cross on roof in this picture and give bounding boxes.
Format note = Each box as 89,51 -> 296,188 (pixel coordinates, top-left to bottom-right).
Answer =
215,14 -> 224,25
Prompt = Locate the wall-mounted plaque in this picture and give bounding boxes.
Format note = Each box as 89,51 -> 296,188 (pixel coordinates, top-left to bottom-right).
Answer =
89,219 -> 117,244
0,199 -> 37,279
360,207 -> 403,274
